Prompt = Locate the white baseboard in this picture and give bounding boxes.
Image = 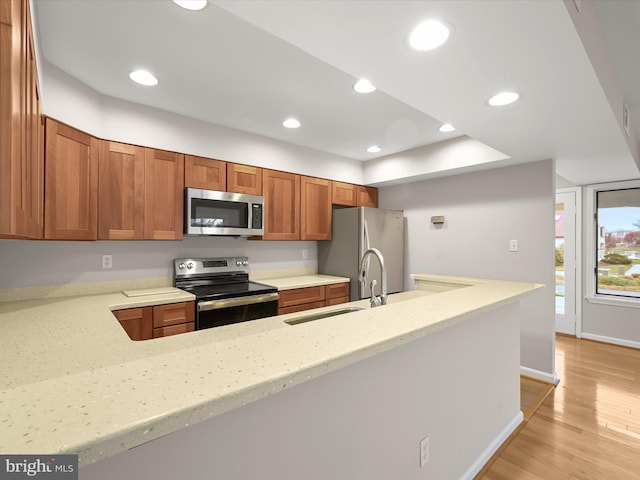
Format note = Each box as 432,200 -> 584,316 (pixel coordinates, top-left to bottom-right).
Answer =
520,366 -> 559,385
461,411 -> 524,480
582,332 -> 640,350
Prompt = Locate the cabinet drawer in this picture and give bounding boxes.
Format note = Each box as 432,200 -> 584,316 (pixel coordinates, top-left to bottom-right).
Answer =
325,282 -> 349,300
153,322 -> 195,338
278,286 -> 326,308
278,300 -> 326,316
152,301 -> 195,328
326,296 -> 350,306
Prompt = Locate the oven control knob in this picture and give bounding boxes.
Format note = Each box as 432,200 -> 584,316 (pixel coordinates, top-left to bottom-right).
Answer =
236,260 -> 242,267
187,262 -> 194,270
242,260 -> 249,266
178,263 -> 185,270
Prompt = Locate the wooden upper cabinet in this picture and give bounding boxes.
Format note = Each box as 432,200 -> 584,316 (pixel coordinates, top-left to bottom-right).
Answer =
332,181 -> 357,207
144,148 -> 184,240
301,176 -> 332,240
357,185 -> 379,208
227,163 -> 262,195
184,155 -> 226,191
262,169 -> 300,240
44,118 -> 98,240
0,0 -> 44,239
98,140 -> 145,240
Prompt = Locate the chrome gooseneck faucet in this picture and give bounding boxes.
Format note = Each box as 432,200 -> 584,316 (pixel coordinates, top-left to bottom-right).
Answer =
359,247 -> 387,307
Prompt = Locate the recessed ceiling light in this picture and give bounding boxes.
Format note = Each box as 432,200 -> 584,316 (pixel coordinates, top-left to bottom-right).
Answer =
408,20 -> 450,51
367,145 -> 382,153
282,118 -> 301,129
353,79 -> 376,94
129,70 -> 158,86
439,123 -> 456,133
172,0 -> 207,10
487,91 -> 520,106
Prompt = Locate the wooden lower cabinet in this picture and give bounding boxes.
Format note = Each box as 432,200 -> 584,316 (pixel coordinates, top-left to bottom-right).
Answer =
277,283 -> 350,315
325,282 -> 350,305
112,307 -> 153,341
113,301 -> 194,341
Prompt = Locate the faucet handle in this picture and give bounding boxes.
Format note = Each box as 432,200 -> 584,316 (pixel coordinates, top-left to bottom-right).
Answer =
370,280 -> 382,307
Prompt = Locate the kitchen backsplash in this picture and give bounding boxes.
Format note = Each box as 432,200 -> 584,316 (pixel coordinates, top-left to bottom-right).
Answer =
0,237 -> 317,290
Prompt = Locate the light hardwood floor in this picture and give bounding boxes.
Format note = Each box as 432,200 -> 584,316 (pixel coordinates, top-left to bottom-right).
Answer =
480,334 -> 640,479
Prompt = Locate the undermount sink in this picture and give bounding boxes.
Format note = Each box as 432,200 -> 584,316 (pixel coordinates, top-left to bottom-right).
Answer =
284,307 -> 365,326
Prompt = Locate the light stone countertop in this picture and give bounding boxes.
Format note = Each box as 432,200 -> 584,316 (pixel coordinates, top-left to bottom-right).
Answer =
0,275 -> 542,467
257,274 -> 351,290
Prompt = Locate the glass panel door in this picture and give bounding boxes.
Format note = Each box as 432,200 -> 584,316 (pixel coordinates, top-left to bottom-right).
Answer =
556,191 -> 576,335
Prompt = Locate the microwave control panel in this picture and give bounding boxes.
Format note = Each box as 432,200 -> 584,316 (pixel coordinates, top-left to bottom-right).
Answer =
252,204 -> 263,229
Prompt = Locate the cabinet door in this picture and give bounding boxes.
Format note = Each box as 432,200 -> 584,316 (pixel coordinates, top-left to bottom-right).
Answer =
332,181 -> 357,207
227,163 -> 262,195
144,148 -> 184,240
98,141 -> 145,239
185,155 -> 226,191
301,176 -> 332,240
0,0 -> 43,239
262,169 -> 300,240
44,118 -> 98,240
152,301 -> 195,328
357,185 -> 379,208
113,307 -> 153,341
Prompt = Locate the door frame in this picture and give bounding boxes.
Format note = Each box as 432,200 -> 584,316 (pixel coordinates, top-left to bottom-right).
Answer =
556,187 -> 582,338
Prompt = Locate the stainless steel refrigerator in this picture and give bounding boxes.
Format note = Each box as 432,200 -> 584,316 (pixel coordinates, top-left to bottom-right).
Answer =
318,207 -> 404,302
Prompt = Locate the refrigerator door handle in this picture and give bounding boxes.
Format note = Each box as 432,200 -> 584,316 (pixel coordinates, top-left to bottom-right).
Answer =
363,219 -> 371,276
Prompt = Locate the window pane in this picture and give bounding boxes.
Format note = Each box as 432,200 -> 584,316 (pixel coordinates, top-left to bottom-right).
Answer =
555,202 -> 565,314
596,188 -> 640,298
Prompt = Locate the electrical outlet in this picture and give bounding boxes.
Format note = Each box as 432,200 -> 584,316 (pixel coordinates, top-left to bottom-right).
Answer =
420,436 -> 430,467
509,239 -> 518,252
102,254 -> 113,269
302,249 -> 308,259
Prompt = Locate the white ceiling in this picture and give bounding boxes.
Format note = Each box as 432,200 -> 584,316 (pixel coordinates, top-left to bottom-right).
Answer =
33,0 -> 640,186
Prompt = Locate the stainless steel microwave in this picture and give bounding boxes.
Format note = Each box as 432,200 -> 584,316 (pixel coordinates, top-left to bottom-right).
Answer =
184,188 -> 264,236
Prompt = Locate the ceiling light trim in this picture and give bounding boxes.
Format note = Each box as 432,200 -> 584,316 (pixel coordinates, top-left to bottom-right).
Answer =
172,0 -> 208,11
487,91 -> 520,107
408,19 -> 451,51
282,118 -> 301,129
353,79 -> 376,94
129,69 -> 158,86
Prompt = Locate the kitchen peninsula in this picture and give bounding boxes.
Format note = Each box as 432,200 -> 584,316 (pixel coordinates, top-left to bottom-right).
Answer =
0,274 -> 541,479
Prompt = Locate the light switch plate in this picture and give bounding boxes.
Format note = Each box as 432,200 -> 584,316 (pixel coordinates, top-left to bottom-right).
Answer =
509,240 -> 518,252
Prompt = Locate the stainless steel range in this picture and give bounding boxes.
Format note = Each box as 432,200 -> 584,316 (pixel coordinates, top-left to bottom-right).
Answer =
174,257 -> 279,330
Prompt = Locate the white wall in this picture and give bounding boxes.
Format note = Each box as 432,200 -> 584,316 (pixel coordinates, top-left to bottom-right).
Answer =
379,160 -> 556,377
41,62 -> 365,184
81,301 -> 521,480
0,237 -> 316,289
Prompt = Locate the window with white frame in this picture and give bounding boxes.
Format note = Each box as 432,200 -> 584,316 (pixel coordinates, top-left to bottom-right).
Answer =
591,182 -> 640,301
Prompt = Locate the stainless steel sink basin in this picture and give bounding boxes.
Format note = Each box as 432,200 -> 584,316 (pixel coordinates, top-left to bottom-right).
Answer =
284,307 -> 365,325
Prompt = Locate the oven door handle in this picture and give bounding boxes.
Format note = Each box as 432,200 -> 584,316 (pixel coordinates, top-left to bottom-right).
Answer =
197,292 -> 280,312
